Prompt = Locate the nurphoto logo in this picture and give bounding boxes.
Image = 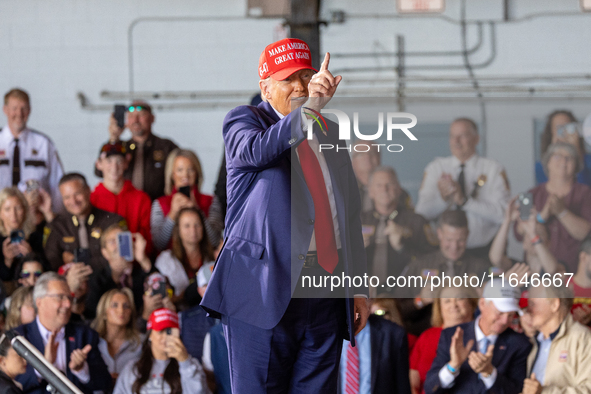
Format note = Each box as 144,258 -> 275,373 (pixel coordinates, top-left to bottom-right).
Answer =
303,108 -> 418,153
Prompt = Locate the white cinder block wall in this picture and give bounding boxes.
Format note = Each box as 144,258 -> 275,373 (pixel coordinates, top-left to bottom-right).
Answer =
1,0 -> 590,216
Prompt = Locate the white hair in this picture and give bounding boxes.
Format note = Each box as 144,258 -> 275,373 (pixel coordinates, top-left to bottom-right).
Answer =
33,272 -> 68,312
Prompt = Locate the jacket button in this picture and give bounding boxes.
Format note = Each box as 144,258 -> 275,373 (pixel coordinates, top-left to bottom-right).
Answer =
308,219 -> 314,224
298,254 -> 305,260
289,138 -> 296,145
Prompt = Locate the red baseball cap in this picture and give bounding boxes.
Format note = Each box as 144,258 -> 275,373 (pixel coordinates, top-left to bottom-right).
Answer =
258,38 -> 317,80
147,308 -> 179,331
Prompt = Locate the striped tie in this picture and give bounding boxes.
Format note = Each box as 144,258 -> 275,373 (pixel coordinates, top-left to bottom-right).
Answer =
345,342 -> 360,394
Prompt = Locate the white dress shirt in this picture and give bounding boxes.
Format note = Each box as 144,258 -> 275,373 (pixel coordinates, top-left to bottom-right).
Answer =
438,316 -> 498,389
415,154 -> 510,248
0,126 -> 64,211
35,317 -> 90,383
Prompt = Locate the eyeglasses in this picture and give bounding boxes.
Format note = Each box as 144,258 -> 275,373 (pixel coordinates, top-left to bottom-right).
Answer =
20,270 -> 42,279
128,105 -> 147,113
43,293 -> 73,303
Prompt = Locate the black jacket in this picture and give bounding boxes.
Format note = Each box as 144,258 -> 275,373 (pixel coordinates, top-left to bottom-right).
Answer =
0,370 -> 23,394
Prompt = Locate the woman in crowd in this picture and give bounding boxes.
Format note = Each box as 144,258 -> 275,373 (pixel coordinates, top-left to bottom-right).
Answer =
151,149 -> 213,251
14,253 -> 44,287
155,207 -> 215,306
92,288 -> 143,381
520,142 -> 591,272
409,286 -> 478,394
0,330 -> 27,394
5,286 -> 35,330
491,197 -> 563,275
537,110 -> 591,186
0,187 -> 46,283
113,308 -> 208,394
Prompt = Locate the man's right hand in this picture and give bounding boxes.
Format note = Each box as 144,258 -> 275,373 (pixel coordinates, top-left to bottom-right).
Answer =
437,174 -> 456,201
305,53 -> 342,113
109,114 -> 124,143
449,326 -> 474,371
44,330 -> 59,364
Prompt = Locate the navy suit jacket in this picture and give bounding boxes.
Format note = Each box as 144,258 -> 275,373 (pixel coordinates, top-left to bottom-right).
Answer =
14,321 -> 111,394
338,314 -> 411,394
424,321 -> 532,394
201,101 -> 367,342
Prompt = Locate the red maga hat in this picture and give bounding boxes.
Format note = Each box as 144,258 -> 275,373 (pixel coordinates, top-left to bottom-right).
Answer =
258,38 -> 317,80
147,308 -> 179,331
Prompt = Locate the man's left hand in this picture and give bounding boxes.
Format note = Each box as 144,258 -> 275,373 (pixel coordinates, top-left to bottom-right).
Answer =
522,373 -> 542,394
69,344 -> 91,372
305,53 -> 342,113
467,344 -> 494,374
353,297 -> 370,336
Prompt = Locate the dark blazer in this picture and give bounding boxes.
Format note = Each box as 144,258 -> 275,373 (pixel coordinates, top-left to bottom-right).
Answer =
14,321 -> 111,394
337,314 -> 411,394
369,315 -> 411,394
0,370 -> 23,394
424,320 -> 532,394
201,101 -> 367,343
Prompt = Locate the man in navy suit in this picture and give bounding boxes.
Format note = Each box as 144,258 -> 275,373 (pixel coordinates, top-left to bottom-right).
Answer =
15,272 -> 111,394
201,38 -> 369,393
338,313 -> 411,394
424,279 -> 532,394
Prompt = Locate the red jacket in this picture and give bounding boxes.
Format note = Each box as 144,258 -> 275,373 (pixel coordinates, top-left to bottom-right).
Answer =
91,181 -> 153,254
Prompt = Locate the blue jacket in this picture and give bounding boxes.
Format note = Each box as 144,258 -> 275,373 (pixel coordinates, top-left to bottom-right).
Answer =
424,320 -> 532,394
14,321 -> 111,394
201,101 -> 367,342
338,314 -> 412,394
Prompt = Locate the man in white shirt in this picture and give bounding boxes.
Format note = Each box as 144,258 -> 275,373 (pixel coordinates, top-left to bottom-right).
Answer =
0,88 -> 64,212
415,118 -> 510,254
14,272 -> 111,394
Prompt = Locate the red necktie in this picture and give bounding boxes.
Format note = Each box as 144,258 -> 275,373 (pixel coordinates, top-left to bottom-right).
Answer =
345,342 -> 360,394
296,139 -> 339,274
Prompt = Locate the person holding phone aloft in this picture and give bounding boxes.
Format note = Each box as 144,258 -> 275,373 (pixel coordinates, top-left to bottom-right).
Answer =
151,148 -> 213,251
84,224 -> 154,321
113,308 -> 208,394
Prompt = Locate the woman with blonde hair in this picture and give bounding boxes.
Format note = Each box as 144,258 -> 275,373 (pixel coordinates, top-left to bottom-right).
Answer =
92,288 -> 143,380
0,187 -> 46,283
409,286 -> 478,394
5,286 -> 35,330
150,149 -> 213,251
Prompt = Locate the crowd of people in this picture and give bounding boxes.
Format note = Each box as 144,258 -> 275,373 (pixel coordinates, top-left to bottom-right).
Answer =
0,83 -> 590,394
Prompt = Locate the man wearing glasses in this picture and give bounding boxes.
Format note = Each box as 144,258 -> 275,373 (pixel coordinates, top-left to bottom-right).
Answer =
96,101 -> 178,201
14,272 -> 111,393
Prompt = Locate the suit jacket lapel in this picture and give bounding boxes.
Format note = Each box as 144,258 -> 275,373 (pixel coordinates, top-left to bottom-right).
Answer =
492,330 -> 509,367
27,322 -> 45,353
65,324 -> 74,380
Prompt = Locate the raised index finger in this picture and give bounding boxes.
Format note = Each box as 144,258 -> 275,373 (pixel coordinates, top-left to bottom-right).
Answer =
320,52 -> 330,72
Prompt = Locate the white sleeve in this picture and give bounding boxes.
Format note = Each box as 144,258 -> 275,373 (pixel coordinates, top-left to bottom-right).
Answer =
462,163 -> 509,224
201,333 -> 214,372
180,356 -> 211,394
415,160 -> 450,220
112,361 -> 135,394
479,367 -> 497,389
438,365 -> 458,388
47,140 -> 64,212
